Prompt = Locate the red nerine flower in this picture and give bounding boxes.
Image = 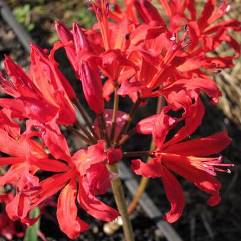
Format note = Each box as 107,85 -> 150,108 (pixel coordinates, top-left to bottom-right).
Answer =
132,105 -> 232,223
0,45 -> 76,125
0,115 -> 118,239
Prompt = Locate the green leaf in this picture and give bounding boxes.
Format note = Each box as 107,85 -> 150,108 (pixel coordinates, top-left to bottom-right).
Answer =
24,207 -> 40,241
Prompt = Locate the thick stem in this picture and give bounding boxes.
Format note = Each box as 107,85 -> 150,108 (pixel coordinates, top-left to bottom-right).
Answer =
109,164 -> 135,241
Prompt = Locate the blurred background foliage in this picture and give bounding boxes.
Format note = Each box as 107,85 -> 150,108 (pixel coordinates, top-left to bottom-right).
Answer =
7,0 -> 95,45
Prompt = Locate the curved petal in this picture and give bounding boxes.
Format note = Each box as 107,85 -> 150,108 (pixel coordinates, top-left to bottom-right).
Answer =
194,179 -> 221,206
164,93 -> 205,147
57,180 -> 88,239
86,163 -> 111,195
163,154 -> 222,206
30,171 -> 73,207
131,158 -> 162,178
160,166 -> 185,223
6,194 -> 30,222
78,179 -> 118,222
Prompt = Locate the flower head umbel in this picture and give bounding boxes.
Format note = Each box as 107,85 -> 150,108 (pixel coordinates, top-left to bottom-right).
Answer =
133,103 -> 232,222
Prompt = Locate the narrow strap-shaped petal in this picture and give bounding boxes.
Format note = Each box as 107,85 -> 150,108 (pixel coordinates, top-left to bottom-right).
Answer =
186,0 -> 196,20
57,180 -> 88,239
165,131 -> 231,156
0,157 -> 24,166
55,20 -> 73,43
78,179 -> 118,222
0,97 -> 58,123
163,154 -> 222,206
3,56 -> 39,98
160,165 -> 185,223
204,19 -> 241,34
30,171 -> 73,207
198,0 -> 215,30
32,158 -> 69,172
134,0 -> 166,25
159,0 -> 172,17
131,158 -> 185,222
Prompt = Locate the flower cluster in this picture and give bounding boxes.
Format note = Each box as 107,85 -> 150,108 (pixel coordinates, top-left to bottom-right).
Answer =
0,0 -> 240,239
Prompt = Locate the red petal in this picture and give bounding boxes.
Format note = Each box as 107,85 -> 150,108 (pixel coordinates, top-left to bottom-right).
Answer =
0,157 -> 24,165
131,158 -> 162,178
163,154 -> 222,206
6,194 -> 30,222
72,141 -> 106,176
57,180 -> 88,239
78,180 -> 118,222
55,20 -> 73,43
0,129 -> 26,157
165,131 -> 231,156
55,21 -> 77,70
30,171 -> 73,207
198,0 -> 215,30
72,22 -> 88,52
161,166 -> 185,223
164,93 -> 205,147
32,158 -> 69,172
86,163 -> 111,195
79,61 -> 104,114
134,0 -> 165,25
159,0 -> 172,17
153,110 -> 176,148
32,122 -> 71,162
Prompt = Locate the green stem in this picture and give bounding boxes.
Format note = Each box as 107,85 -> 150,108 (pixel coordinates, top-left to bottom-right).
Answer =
109,164 -> 135,241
